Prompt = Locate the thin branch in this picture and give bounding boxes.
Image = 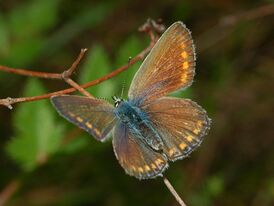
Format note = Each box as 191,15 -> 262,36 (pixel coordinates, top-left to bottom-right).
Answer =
62,48 -> 88,78
0,49 -> 87,80
0,19 -> 161,108
163,176 -> 187,206
0,179 -> 21,206
63,78 -> 93,98
0,20 -> 160,80
0,65 -> 61,79
0,44 -> 153,109
197,3 -> 274,52
0,48 -> 90,99
60,48 -> 93,98
219,3 -> 274,26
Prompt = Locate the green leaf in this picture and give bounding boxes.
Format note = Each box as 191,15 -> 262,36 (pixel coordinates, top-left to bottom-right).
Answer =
6,79 -> 64,171
189,174 -> 224,206
59,135 -> 90,154
79,44 -> 115,98
41,1 -> 115,57
5,38 -> 44,66
206,175 -> 224,197
2,0 -> 61,66
8,0 -> 60,37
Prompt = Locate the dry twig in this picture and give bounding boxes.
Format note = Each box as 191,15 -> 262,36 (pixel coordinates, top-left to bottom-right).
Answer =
0,19 -> 160,108
0,180 -> 21,206
163,176 -> 187,206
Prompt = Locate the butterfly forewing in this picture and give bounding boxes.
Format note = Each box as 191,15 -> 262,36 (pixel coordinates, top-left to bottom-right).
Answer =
143,97 -> 210,161
113,122 -> 168,179
51,95 -> 116,141
128,22 -> 195,105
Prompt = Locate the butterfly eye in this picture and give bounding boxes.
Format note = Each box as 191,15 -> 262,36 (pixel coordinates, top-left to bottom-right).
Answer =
114,97 -> 124,108
114,101 -> 120,107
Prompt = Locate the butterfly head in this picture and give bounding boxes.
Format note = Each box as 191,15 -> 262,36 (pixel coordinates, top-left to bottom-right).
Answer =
112,96 -> 124,107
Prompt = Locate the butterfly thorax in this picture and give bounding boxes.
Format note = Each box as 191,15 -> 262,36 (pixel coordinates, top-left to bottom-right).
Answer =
114,100 -> 144,124
114,100 -> 163,151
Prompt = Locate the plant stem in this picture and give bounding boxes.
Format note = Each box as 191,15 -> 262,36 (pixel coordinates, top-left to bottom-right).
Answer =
163,176 -> 187,206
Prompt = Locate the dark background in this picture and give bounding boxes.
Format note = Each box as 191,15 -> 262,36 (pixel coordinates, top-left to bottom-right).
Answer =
0,0 -> 273,205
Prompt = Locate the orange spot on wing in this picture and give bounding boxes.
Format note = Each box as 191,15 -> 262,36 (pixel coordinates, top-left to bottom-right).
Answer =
197,121 -> 203,127
138,167 -> 144,173
180,61 -> 190,82
169,148 -> 177,157
193,121 -> 203,134
186,135 -> 193,142
155,158 -> 164,167
94,128 -> 101,136
144,165 -> 151,172
76,117 -> 83,122
193,128 -> 200,135
183,62 -> 189,70
179,143 -> 187,150
181,73 -> 188,82
181,51 -> 188,59
151,163 -> 157,169
68,112 -> 76,117
86,122 -> 93,129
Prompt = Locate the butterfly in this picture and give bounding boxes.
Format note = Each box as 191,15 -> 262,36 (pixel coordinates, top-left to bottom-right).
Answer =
51,22 -> 211,179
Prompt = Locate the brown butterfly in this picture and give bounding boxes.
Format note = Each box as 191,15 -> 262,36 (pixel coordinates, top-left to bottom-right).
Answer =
51,22 -> 211,179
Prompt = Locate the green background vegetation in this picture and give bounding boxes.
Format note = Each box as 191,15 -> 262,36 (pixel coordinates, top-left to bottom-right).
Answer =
0,0 -> 273,205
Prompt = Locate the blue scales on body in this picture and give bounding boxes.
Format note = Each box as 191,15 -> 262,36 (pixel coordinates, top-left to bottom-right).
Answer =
113,96 -> 163,151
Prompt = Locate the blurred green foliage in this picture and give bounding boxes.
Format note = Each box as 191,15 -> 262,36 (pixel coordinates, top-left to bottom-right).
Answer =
6,79 -> 64,171
1,0 -> 60,66
79,45 -> 114,97
0,0 -> 273,206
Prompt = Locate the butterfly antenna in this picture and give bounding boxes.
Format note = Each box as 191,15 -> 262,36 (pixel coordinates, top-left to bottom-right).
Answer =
128,56 -> 132,65
99,97 -> 112,103
120,80 -> 126,99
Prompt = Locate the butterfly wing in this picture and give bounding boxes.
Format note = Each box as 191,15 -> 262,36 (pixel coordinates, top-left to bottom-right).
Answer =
51,95 -> 116,141
128,22 -> 195,105
112,122 -> 168,179
143,97 -> 210,161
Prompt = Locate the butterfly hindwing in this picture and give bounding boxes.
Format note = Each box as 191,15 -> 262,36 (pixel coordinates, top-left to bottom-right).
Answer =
129,22 -> 195,105
51,95 -> 116,141
143,97 -> 211,161
112,122 -> 168,179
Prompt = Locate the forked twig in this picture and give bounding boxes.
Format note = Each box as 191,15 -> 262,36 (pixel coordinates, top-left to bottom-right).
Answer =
0,19 -> 159,108
60,48 -> 93,98
0,48 -> 87,80
163,176 -> 187,206
0,45 -> 152,108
